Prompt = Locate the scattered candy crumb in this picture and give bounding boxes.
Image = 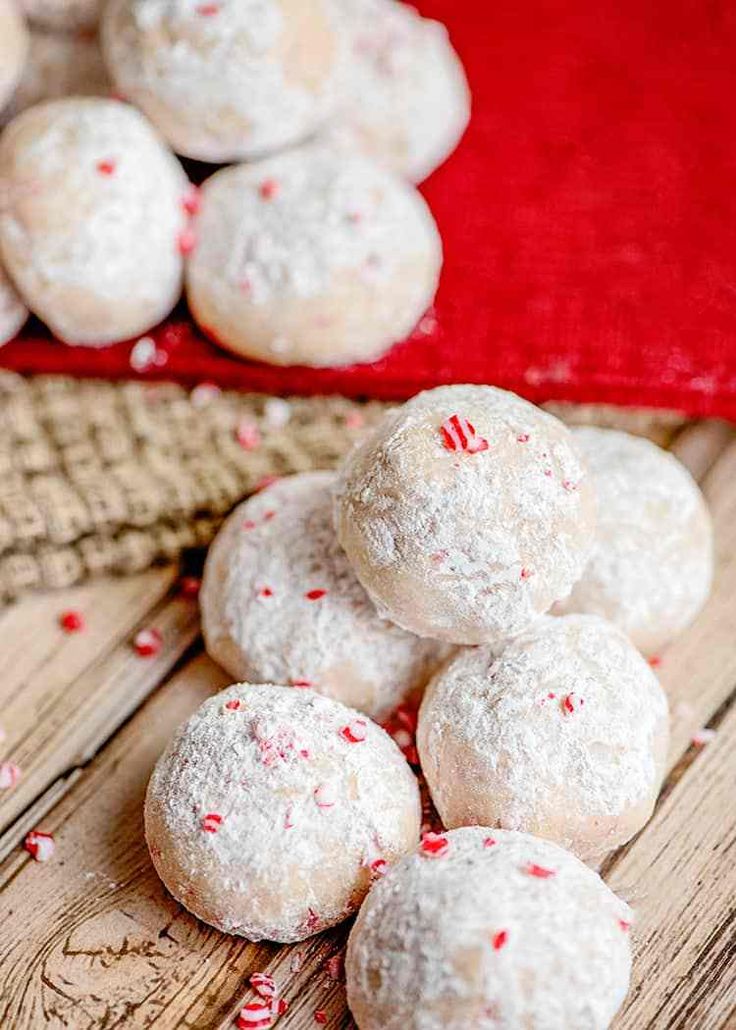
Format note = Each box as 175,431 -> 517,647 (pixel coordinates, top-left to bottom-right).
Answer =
524,862 -> 556,879
133,627 -> 163,657
491,929 -> 508,951
305,589 -> 327,601
419,832 -> 450,859
59,609 -> 85,633
201,812 -> 223,833
340,719 -> 367,744
313,1012 -> 327,1025
24,830 -> 55,862
235,1001 -> 272,1029
440,414 -> 489,453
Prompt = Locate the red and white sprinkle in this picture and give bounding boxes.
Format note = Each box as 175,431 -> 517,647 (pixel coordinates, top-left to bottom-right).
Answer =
524,862 -> 556,879
225,699 -> 242,711
440,414 -> 489,453
313,1012 -> 327,1025
561,693 -> 584,715
340,719 -> 367,744
0,762 -> 21,789
249,973 -> 276,1000
201,812 -> 223,834
483,836 -> 497,848
133,627 -> 163,657
59,609 -> 85,633
491,929 -> 508,951
236,1001 -> 272,1029
419,832 -> 450,859
24,830 -> 55,862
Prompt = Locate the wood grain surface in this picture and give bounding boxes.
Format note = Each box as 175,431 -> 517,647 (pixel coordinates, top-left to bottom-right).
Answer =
0,412 -> 734,1030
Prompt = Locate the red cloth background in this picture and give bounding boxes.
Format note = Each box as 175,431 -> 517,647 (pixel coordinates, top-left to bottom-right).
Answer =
3,0 -> 736,418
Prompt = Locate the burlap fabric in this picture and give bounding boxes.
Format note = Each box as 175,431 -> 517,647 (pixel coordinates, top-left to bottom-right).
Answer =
0,372 -> 683,602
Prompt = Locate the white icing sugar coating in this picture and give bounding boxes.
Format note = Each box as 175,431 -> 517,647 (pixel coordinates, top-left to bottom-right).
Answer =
102,0 -> 346,162
556,427 -> 714,655
1,28 -> 110,127
201,472 -> 447,721
186,142 -> 442,367
145,682 -> 421,942
21,0 -> 100,31
346,826 -> 633,1030
417,614 -> 669,866
335,385 -> 596,644
336,0 -> 470,182
0,97 -> 189,345
0,0 -> 29,112
0,260 -> 28,345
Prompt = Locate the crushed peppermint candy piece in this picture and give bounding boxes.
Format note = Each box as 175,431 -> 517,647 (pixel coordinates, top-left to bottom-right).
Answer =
236,1001 -> 272,1029
440,414 -> 489,453
618,919 -> 632,932
274,1000 -> 288,1016
524,862 -> 556,879
249,972 -> 276,1000
291,679 -> 312,688
324,954 -> 343,981
24,830 -> 55,862
59,609 -> 85,633
305,589 -> 327,601
517,433 -> 530,443
483,836 -> 497,848
313,1012 -> 327,1025
340,719 -> 367,744
177,228 -> 197,255
235,420 -> 262,451
561,693 -> 584,715
314,783 -> 337,809
133,627 -> 163,657
369,857 -> 388,876
419,832 -> 450,858
201,812 -> 223,833
519,567 -> 533,580
692,727 -> 717,746
0,762 -> 21,789
179,576 -> 201,599
491,929 -> 508,951
181,185 -> 201,215
258,587 -> 274,599
259,179 -> 280,201
96,159 -> 116,176
225,699 -> 242,711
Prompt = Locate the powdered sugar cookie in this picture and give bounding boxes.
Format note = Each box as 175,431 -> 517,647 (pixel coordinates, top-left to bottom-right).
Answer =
556,427 -> 714,654
0,97 -> 189,345
0,0 -> 29,113
20,0 -> 99,31
0,261 -> 27,344
335,385 -> 595,644
201,472 -> 446,721
346,826 -> 633,1030
145,683 -> 421,942
102,0 -> 346,163
1,28 -> 109,126
417,615 -> 669,866
186,143 -> 442,367
337,0 -> 470,182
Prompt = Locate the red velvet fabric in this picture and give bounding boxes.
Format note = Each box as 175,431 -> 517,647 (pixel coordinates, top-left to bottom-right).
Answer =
3,0 -> 736,417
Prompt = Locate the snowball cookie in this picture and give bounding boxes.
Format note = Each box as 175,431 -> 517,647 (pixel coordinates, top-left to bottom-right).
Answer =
337,0 -> 470,182
0,262 -> 28,344
186,143 -> 442,367
346,827 -> 633,1030
556,427 -> 714,655
0,0 -> 29,114
417,615 -> 669,866
102,0 -> 346,163
0,98 -> 189,345
201,472 -> 446,721
336,385 -> 595,644
1,28 -> 109,127
21,0 -> 99,31
145,683 -> 421,942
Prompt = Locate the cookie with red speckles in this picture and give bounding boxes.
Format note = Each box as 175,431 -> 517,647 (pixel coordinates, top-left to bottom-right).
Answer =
417,615 -> 669,867
21,0 -> 99,31
335,385 -> 596,644
186,141 -> 442,368
102,0 -> 347,163
0,260 -> 27,345
0,97 -> 190,345
346,826 -> 633,1030
0,0 -> 29,113
145,683 -> 421,942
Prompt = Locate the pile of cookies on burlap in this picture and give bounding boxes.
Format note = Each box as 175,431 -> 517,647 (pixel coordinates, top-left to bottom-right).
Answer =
147,382 -> 712,1030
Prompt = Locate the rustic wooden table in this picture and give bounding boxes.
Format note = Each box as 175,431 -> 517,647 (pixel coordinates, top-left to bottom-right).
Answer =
0,410 -> 734,1030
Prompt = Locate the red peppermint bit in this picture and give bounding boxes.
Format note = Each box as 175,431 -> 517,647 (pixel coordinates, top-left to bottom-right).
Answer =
618,919 -> 632,932
181,184 -> 201,215
305,589 -> 327,601
517,433 -> 530,443
201,812 -> 223,833
96,159 -> 116,176
314,1013 -> 327,1026
440,414 -> 489,454
225,699 -> 242,711
24,830 -> 55,862
491,929 -> 508,951
259,587 -> 274,599
340,719 -> 367,744
179,576 -> 201,599
236,1001 -> 272,1029
314,783 -> 337,809
562,479 -> 579,492
133,627 -> 163,657
291,679 -> 312,688
0,762 -> 21,790
243,519 -> 258,531
274,1000 -> 288,1016
524,862 -> 556,879
177,228 -> 197,255
519,567 -> 533,580
544,468 -> 553,477
648,655 -> 662,668
419,832 -> 450,859
325,954 -> 343,981
249,972 -> 276,1000
370,857 -> 388,876
483,837 -> 497,848
59,609 -> 85,633
235,420 -> 261,451
561,693 -> 584,715
263,510 -> 276,522
259,179 -> 280,201
196,2 -> 220,13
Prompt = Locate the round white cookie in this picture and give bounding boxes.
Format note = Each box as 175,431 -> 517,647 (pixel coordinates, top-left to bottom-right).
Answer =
102,0 -> 346,163
186,143 -> 442,367
145,683 -> 421,942
21,0 -> 100,31
346,826 -> 633,1030
556,427 -> 714,654
202,472 -> 446,721
417,615 -> 669,866
0,260 -> 27,345
0,97 -> 189,345
0,0 -> 29,113
335,385 -> 595,644
337,0 -> 470,181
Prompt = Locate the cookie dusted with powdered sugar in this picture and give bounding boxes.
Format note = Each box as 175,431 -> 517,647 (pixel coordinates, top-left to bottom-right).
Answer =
555,427 -> 714,655
102,0 -> 346,163
145,683 -> 421,942
417,615 -> 669,866
20,0 -> 99,31
335,385 -> 595,644
0,261 -> 27,345
0,97 -> 189,345
186,143 -> 442,367
0,0 -> 28,113
336,0 -> 470,182
201,472 -> 447,721
346,826 -> 633,1030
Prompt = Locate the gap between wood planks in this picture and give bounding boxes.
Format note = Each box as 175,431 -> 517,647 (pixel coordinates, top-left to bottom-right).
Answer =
0,415 -> 734,1029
